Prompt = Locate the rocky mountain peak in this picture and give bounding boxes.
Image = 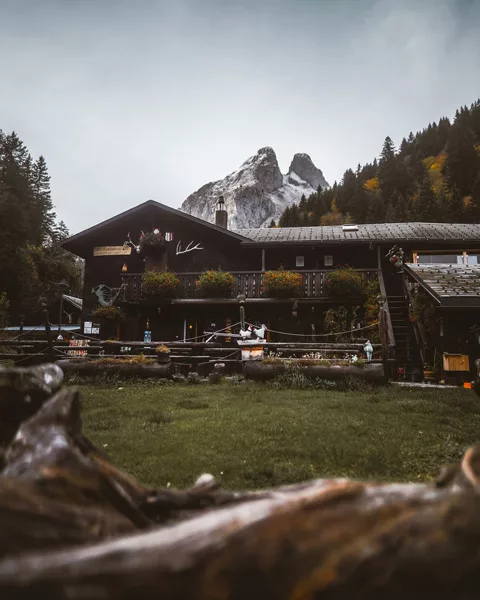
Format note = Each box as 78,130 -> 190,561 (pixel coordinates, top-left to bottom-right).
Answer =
180,148 -> 329,229
288,153 -> 328,191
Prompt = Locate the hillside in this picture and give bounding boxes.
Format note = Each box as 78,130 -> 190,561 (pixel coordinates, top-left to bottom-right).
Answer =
278,100 -> 480,227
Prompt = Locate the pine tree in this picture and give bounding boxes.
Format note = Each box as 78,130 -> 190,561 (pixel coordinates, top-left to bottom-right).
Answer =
0,131 -> 79,321
378,136 -> 397,201
413,172 -> 437,221
443,112 -> 480,196
268,219 -> 276,228
31,155 -> 56,243
277,101 -> 480,228
390,190 -> 407,222
380,136 -> 396,162
444,185 -> 464,223
278,206 -> 291,227
366,195 -> 384,223
384,201 -> 396,222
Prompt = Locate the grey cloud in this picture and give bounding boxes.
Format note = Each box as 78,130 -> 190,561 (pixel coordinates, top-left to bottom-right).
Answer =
0,0 -> 478,232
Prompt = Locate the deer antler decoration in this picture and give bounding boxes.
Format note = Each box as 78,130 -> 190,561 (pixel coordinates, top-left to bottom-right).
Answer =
123,232 -> 145,254
176,241 -> 204,256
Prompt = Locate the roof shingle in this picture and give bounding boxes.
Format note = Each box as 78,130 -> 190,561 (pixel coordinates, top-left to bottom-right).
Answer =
234,223 -> 480,244
405,263 -> 480,307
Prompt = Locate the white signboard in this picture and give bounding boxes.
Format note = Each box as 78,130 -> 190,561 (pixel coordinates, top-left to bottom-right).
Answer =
93,246 -> 132,256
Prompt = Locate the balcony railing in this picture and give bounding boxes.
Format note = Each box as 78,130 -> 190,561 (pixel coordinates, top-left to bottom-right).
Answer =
120,270 -> 378,303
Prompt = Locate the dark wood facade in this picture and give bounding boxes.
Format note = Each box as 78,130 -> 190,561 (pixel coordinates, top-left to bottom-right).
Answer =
63,201 -> 480,362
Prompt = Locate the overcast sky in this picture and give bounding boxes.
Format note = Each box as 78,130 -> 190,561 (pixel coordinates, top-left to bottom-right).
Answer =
1,0 -> 479,233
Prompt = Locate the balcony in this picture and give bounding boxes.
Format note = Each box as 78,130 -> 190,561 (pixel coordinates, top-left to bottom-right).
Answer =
120,270 -> 378,303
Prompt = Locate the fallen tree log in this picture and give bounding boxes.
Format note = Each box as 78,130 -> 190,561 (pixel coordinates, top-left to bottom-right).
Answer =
0,364 -> 64,464
1,363 -> 480,599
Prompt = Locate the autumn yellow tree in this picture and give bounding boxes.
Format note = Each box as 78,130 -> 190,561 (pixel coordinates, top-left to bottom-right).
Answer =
320,200 -> 352,226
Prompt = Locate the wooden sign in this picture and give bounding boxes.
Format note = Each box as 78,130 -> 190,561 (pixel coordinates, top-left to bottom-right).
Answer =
93,246 -> 132,257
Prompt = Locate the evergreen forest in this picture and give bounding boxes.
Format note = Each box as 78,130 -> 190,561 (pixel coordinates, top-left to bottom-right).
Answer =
0,131 -> 82,326
277,100 -> 480,228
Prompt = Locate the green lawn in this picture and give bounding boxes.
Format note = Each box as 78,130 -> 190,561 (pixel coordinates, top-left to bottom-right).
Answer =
79,381 -> 480,490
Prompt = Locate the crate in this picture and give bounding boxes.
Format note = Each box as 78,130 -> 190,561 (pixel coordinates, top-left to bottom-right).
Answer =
443,354 -> 470,372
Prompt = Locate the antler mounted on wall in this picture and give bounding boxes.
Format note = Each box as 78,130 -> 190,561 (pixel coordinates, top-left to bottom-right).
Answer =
123,231 -> 145,254
176,241 -> 204,256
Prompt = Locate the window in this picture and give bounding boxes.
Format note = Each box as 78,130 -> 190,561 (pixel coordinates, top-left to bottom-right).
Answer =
415,252 -> 480,265
296,256 -> 305,268
417,254 -> 463,264
324,255 -> 333,267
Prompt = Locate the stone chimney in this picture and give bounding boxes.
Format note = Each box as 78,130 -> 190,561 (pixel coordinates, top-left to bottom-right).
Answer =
215,196 -> 228,228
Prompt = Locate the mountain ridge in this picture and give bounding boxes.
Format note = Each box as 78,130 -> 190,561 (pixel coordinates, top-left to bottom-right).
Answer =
180,147 -> 329,229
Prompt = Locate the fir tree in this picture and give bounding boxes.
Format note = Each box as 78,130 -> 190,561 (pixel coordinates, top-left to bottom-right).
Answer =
413,172 -> 437,221
384,201 -> 396,223
277,100 -> 480,228
443,113 -> 480,196
31,155 -> 55,243
0,130 -> 80,321
444,185 -> 464,223
391,190 -> 407,222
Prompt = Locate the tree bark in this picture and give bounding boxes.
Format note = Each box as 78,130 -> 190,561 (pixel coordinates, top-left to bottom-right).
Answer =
1,363 -> 480,599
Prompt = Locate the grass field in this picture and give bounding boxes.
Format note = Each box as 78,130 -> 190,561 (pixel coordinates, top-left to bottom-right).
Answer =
79,381 -> 480,490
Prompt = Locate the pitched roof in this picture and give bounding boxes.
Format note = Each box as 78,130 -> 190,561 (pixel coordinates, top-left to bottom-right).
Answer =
233,223 -> 480,245
63,200 -> 248,257
405,263 -> 480,307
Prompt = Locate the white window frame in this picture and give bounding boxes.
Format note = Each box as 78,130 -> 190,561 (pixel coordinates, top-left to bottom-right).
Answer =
324,255 -> 333,267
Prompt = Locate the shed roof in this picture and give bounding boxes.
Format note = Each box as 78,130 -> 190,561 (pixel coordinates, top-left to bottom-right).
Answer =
233,223 -> 480,245
62,295 -> 83,311
405,263 -> 480,308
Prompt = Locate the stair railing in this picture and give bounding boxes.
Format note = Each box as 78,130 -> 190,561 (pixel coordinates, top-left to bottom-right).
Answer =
378,268 -> 396,364
402,273 -> 427,366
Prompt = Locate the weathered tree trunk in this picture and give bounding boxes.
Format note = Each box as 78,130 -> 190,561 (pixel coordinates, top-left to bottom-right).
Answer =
1,363 -> 480,599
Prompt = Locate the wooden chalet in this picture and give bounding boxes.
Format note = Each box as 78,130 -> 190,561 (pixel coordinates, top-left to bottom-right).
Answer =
63,200 -> 480,380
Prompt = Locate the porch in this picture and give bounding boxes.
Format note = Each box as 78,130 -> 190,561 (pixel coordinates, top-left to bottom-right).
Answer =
120,269 -> 378,303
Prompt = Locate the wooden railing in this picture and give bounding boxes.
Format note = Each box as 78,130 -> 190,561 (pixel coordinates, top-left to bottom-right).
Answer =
120,270 -> 379,302
377,268 -> 396,364
402,274 -> 427,366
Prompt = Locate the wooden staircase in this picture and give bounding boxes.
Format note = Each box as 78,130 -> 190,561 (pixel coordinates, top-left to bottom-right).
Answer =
388,295 -> 423,381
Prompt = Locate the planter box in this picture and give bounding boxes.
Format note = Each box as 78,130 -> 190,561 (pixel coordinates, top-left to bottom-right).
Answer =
443,354 -> 469,372
243,361 -> 386,383
156,355 -> 171,365
56,359 -> 173,379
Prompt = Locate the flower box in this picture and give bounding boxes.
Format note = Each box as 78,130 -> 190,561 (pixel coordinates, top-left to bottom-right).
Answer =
262,270 -> 302,298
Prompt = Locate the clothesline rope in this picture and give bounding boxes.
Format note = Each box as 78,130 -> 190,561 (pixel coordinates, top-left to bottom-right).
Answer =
249,321 -> 379,339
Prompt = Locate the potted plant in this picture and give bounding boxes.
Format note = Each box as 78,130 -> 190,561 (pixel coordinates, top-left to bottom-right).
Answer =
262,270 -> 303,298
325,267 -> 364,298
142,271 -> 180,299
423,363 -> 436,383
195,269 -> 234,298
91,306 -> 126,341
155,344 -> 171,364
